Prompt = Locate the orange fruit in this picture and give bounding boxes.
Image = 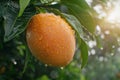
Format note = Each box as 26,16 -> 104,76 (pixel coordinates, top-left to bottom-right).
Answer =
26,13 -> 76,67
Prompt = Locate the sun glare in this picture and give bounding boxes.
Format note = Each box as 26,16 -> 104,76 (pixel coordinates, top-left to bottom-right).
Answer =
106,2 -> 120,23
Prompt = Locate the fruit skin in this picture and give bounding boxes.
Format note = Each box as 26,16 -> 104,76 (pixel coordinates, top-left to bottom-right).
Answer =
26,13 -> 76,67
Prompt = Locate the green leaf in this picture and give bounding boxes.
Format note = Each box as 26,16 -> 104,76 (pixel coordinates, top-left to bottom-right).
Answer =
20,45 -> 30,76
61,0 -> 96,33
0,18 -> 4,49
18,0 -> 30,17
80,74 -> 86,80
0,0 -> 8,17
62,13 -> 84,39
3,1 -> 36,42
61,0 -> 91,10
36,75 -> 49,80
61,13 -> 88,68
3,1 -> 19,41
80,39 -> 88,69
62,13 -> 93,40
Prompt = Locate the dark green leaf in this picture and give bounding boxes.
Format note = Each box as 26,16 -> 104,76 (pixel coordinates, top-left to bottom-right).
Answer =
61,13 -> 88,68
36,7 -> 47,13
61,0 -> 97,33
3,1 -> 19,41
62,13 -> 83,39
80,39 -> 88,69
61,0 -> 91,10
0,0 -> 9,17
62,13 -> 94,41
3,1 -> 36,42
0,18 -> 4,49
20,45 -> 30,76
19,0 -> 30,17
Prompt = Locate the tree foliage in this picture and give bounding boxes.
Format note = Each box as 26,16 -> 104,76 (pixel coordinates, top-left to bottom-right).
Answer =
0,0 -> 120,80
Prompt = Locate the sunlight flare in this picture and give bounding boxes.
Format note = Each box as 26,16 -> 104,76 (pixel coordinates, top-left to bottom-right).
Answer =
106,2 -> 120,23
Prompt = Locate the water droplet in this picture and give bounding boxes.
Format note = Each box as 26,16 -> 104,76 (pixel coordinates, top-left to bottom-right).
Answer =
60,67 -> 64,70
27,32 -> 31,38
11,59 -> 17,65
14,61 -> 17,65
45,64 -> 48,67
51,2 -> 57,5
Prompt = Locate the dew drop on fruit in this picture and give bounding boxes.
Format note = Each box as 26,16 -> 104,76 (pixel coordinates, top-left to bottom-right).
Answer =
11,59 -> 17,65
60,67 -> 64,70
45,64 -> 48,67
26,32 -> 31,38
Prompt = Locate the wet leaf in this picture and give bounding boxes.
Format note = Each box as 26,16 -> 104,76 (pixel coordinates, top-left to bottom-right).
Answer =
3,1 -> 36,42
80,39 -> 88,69
61,0 -> 96,33
61,0 -> 91,10
19,0 -> 30,17
61,13 -> 88,68
0,0 -> 8,17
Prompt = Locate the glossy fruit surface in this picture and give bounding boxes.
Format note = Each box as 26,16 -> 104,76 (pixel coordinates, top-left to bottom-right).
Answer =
26,13 -> 76,67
